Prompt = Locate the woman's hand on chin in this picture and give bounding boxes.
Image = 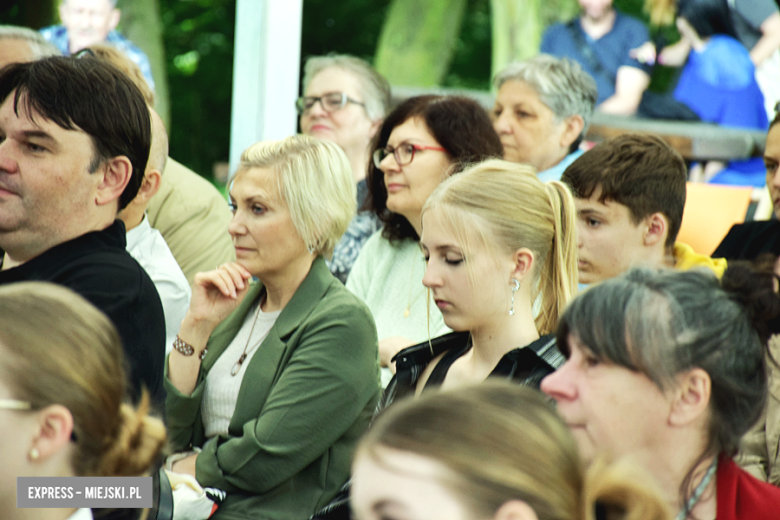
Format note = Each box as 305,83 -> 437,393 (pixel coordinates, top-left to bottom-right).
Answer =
186,263 -> 254,332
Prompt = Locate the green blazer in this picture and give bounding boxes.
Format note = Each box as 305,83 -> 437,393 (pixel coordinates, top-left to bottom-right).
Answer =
165,257 -> 380,520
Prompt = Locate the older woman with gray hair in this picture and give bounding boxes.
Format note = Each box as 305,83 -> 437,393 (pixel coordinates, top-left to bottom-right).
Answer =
298,54 -> 391,282
492,54 -> 597,182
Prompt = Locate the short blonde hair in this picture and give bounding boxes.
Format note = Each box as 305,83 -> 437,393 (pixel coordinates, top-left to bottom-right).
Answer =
237,135 -> 356,258
423,159 -> 578,334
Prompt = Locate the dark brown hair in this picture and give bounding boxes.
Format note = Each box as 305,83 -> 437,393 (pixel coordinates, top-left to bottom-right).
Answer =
562,134 -> 687,248
364,95 -> 503,242
0,56 -> 151,210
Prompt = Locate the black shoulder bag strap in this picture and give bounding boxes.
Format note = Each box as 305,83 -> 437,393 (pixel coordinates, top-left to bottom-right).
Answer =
565,20 -> 617,86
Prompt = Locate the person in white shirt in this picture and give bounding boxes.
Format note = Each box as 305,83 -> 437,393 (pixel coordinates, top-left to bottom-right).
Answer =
119,108 -> 191,351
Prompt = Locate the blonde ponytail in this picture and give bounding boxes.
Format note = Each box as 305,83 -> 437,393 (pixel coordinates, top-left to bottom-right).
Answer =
536,181 -> 578,334
424,159 -> 578,334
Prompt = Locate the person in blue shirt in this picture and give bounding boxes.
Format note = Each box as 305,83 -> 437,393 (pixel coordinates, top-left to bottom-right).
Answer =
541,0 -> 651,115
40,0 -> 154,91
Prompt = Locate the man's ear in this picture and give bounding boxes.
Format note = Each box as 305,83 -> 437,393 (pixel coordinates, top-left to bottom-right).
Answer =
642,212 -> 668,247
136,170 -> 162,204
492,500 -> 539,520
669,368 -> 711,427
559,114 -> 585,150
95,156 -> 133,207
30,405 -> 74,463
108,9 -> 121,32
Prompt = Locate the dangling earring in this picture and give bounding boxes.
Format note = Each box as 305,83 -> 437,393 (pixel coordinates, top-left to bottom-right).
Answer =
306,243 -> 315,255
29,447 -> 39,461
509,278 -> 520,316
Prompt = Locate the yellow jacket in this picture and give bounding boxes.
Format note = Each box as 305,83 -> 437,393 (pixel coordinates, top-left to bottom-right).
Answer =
673,242 -> 728,278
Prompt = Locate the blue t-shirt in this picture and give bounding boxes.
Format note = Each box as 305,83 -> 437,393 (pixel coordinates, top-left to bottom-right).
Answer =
673,35 -> 768,187
541,12 -> 651,103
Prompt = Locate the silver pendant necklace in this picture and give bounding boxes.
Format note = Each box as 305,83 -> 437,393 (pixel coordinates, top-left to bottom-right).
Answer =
231,301 -> 263,376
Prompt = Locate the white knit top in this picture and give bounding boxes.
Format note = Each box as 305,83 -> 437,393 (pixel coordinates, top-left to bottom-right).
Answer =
201,302 -> 281,438
346,231 -> 451,385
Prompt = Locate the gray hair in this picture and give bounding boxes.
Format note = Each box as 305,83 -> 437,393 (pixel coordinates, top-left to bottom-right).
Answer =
0,26 -> 60,60
493,54 -> 597,137
558,267 -> 773,459
302,54 -> 391,121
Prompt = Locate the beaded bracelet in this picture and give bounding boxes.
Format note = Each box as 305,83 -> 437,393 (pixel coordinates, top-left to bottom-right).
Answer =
173,335 -> 208,360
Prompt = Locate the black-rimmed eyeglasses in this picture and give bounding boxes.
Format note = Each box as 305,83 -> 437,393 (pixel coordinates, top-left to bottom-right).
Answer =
373,143 -> 447,168
295,92 -> 365,115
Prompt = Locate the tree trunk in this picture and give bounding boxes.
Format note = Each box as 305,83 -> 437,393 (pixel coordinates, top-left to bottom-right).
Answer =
490,0 -> 580,79
116,0 -> 170,130
374,0 -> 468,87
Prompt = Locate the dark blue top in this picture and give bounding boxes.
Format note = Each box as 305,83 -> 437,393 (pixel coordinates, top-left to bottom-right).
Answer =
541,12 -> 651,103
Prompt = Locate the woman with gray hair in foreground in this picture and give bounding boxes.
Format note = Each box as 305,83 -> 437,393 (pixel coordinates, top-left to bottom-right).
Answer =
542,266 -> 780,519
165,135 -> 380,519
492,54 -> 597,182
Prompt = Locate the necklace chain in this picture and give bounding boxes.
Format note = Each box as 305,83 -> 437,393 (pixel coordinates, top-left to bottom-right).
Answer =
230,299 -> 263,376
674,458 -> 718,520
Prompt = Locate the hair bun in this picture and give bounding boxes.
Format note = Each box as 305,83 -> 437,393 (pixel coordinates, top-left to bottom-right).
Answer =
721,262 -> 780,345
582,457 -> 670,520
98,392 -> 167,477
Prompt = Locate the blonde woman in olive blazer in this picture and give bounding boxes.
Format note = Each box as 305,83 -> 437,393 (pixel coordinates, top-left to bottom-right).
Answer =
164,136 -> 380,520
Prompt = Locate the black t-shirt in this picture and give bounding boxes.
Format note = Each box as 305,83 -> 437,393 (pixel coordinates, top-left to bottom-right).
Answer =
712,220 -> 780,260
0,220 -> 166,405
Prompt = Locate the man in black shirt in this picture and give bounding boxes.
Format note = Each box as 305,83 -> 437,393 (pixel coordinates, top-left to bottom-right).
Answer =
0,56 -> 165,404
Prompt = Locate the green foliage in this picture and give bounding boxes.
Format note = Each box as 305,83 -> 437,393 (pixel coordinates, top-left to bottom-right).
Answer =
159,0 -> 234,179
445,0 -> 492,90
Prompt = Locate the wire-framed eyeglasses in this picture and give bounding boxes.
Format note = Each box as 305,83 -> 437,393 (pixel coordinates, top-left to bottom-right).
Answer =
295,92 -> 365,115
0,398 -> 31,411
373,143 -> 447,168
0,399 -> 78,441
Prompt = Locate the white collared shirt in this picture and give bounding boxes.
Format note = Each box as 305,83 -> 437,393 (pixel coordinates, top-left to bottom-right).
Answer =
126,215 -> 192,353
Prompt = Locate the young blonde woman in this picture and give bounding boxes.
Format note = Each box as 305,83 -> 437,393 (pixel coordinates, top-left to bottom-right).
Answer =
353,382 -> 670,520
347,95 -> 504,385
382,159 -> 578,405
0,282 -> 166,520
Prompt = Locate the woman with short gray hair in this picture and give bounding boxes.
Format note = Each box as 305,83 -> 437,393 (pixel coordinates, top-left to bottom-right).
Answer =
542,266 -> 780,519
298,54 -> 391,282
492,55 -> 597,182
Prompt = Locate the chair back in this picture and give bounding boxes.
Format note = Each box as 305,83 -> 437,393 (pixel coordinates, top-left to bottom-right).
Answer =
678,182 -> 753,256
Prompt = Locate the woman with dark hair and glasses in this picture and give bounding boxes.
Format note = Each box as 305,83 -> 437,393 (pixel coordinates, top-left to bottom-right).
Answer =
0,282 -> 166,520
297,54 -> 391,283
542,266 -> 780,519
346,95 -> 503,385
